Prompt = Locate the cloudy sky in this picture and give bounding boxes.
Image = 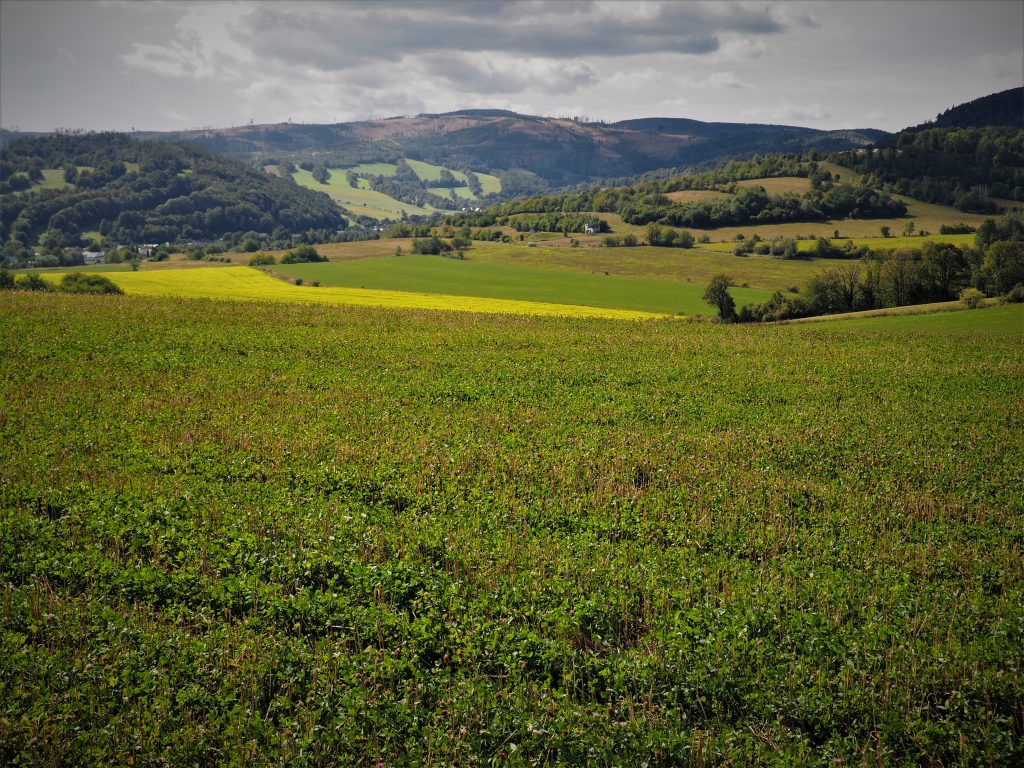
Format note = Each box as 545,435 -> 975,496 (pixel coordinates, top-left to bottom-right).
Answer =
1,0 -> 1021,133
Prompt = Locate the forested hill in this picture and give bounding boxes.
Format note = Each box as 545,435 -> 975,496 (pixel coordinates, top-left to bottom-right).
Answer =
833,88 -> 1024,212
0,133 -> 344,252
915,87 -> 1023,131
96,112 -> 888,188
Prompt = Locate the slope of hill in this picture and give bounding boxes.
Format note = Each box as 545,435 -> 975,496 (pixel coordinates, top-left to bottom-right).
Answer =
835,88 -> 1024,211
120,112 -> 887,189
0,133 -> 345,252
922,87 -> 1023,130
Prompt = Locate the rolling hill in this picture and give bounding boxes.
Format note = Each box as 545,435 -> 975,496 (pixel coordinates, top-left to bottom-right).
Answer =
110,111 -> 888,189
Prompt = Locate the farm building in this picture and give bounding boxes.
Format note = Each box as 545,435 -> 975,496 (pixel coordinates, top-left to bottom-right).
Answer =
83,251 -> 106,264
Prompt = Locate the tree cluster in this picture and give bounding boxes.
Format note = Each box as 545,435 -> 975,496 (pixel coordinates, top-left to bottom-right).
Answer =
833,126 -> 1024,210
0,133 -> 344,254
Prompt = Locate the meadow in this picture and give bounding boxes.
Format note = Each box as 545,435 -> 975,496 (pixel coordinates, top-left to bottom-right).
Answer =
291,168 -> 436,220
292,160 -> 501,220
271,255 -> 775,315
1,291 -> 1021,766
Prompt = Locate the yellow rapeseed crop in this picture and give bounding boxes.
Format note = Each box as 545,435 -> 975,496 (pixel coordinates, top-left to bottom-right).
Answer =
45,266 -> 665,320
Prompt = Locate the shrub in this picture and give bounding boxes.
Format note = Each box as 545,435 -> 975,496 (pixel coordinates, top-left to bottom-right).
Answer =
1004,283 -> 1024,303
960,287 -> 986,309
281,245 -> 325,264
14,274 -> 53,291
0,268 -> 14,290
249,252 -> 276,266
59,273 -> 123,294
294,277 -> 304,286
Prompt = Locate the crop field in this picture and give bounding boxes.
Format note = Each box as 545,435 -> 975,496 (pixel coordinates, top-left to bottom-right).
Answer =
272,255 -> 775,315
1,290 -> 1021,766
291,168 -> 435,220
33,266 -> 662,319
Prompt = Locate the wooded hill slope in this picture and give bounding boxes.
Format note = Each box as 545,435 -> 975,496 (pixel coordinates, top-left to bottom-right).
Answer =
0,133 -> 344,251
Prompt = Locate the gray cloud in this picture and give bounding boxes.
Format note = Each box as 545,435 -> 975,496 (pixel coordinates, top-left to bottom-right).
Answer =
229,1 -> 787,70
2,1 -> 1021,132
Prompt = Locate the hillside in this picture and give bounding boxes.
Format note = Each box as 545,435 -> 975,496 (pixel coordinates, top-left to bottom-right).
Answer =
917,87 -> 1024,130
834,88 -> 1024,211
121,111 -> 886,189
0,133 -> 345,253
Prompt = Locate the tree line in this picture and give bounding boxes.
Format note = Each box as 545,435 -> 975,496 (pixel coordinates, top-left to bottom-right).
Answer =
736,214 -> 1024,322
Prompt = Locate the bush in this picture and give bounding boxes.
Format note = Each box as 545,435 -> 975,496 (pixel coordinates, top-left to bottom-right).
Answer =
960,287 -> 986,309
14,274 -> 53,291
59,273 -> 123,294
281,245 -> 325,264
1004,283 -> 1024,303
0,269 -> 14,290
249,252 -> 276,266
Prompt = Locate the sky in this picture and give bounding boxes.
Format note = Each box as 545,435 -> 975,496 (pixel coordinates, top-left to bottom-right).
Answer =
1,0 -> 1021,133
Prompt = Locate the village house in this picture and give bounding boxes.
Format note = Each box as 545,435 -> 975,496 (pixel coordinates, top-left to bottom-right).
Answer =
584,223 -> 600,235
82,250 -> 106,264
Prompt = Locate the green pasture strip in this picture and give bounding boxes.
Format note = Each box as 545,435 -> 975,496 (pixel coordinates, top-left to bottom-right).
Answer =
429,186 -> 477,200
349,162 -> 399,176
273,254 -> 774,315
826,303 -> 1023,335
698,233 -> 977,253
475,171 -> 502,195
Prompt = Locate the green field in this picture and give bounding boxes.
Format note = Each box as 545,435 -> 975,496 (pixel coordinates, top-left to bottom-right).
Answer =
297,160 -> 502,219
699,233 -> 977,254
466,240 -> 843,289
818,302 -> 1023,334
273,254 -> 775,315
291,168 -> 435,220
1,290 -> 1021,765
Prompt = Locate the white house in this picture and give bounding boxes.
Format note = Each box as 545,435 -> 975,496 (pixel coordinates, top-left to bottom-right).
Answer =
584,223 -> 600,235
83,250 -> 106,264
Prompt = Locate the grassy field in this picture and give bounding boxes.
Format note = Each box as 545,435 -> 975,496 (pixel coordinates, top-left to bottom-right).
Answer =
33,266 -> 663,319
291,168 -> 435,220
349,162 -> 400,177
737,176 -> 812,194
428,186 -> 476,201
467,240 -> 842,289
698,233 -> 977,254
272,255 -> 775,315
664,189 -> 732,203
1,290 -> 1021,766
814,302 -> 1023,334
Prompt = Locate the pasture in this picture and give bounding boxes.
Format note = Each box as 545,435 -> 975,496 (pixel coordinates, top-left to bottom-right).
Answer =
272,254 -> 775,315
467,240 -> 844,289
1,290 -> 1021,766
291,168 -> 435,219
